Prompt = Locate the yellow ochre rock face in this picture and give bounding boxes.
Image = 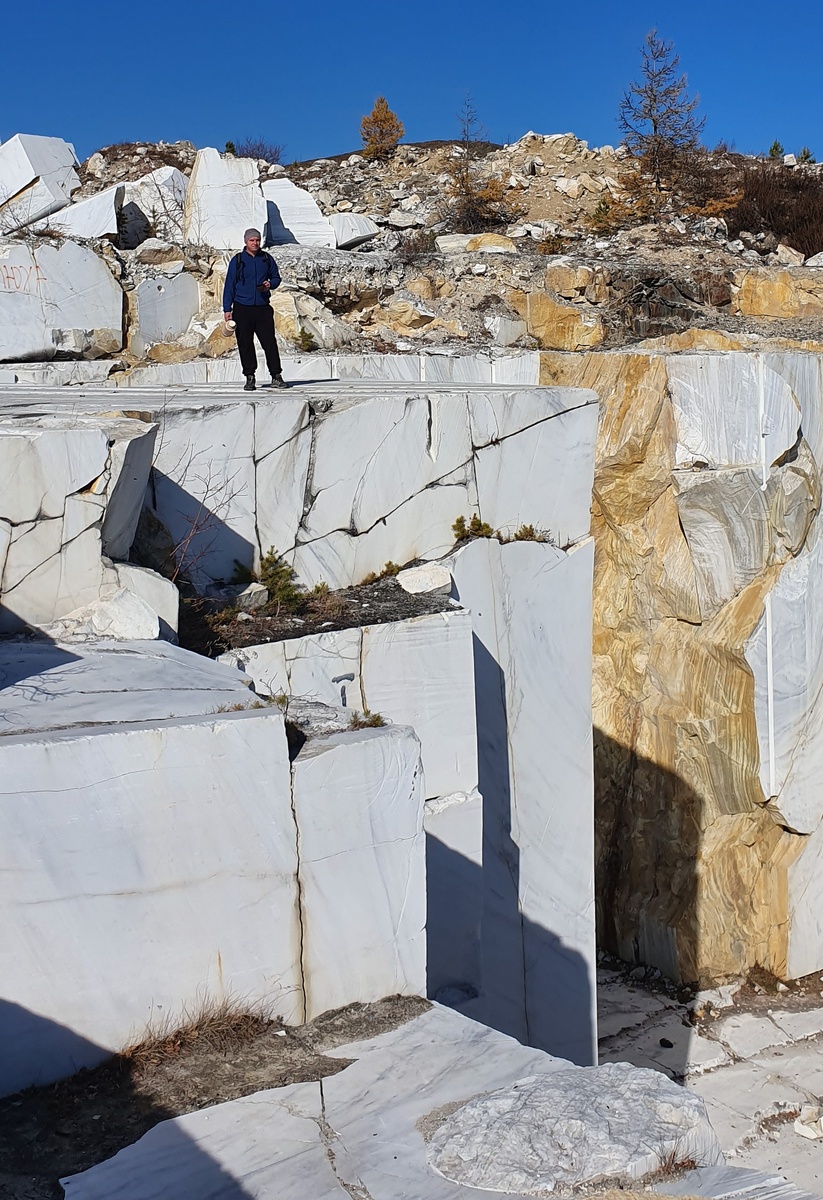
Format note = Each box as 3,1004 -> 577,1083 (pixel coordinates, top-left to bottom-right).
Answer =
732,268 -> 823,319
541,349 -> 814,984
508,291 -> 605,351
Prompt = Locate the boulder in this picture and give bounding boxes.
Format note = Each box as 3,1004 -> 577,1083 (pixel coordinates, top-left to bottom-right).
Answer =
777,243 -> 805,266
40,184 -> 123,240
109,563 -> 179,634
261,178 -> 335,248
396,563 -> 452,595
555,175 -> 582,199
183,148 -> 266,250
508,290 -> 605,350
484,315 -> 527,346
130,272 -> 201,357
386,209 -> 423,228
330,212 -> 380,249
0,134 -> 79,232
0,240 -> 123,362
465,233 -> 517,253
121,166 -> 187,248
427,1062 -> 722,1194
732,269 -> 823,319
378,299 -> 435,331
40,587 -> 160,641
435,234 -> 473,253
271,289 -> 352,348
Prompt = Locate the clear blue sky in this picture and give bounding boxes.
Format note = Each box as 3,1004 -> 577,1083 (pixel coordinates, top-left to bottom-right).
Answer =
3,0 -> 821,163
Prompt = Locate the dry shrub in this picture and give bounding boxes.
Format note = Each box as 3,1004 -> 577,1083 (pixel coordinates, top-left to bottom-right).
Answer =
235,137 -> 283,165
441,95 -> 524,233
349,710 -> 385,729
396,229 -> 437,262
725,163 -> 823,257
535,232 -> 571,255
445,172 -> 524,233
121,996 -> 276,1074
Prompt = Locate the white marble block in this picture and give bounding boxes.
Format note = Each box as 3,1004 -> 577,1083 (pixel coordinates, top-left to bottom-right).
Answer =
0,134 -> 79,231
330,211 -> 380,249
183,148 -> 266,250
221,608 -> 478,801
149,399 -> 257,585
361,609 -> 478,798
291,724 -> 426,1019
262,178 -> 336,248
109,563 -> 179,634
666,354 -> 801,472
40,184 -> 123,240
0,413 -> 156,629
425,789 -> 484,1000
448,537 -> 597,1065
0,240 -> 124,362
0,709 -> 301,1096
132,272 -> 201,353
121,165 -> 188,247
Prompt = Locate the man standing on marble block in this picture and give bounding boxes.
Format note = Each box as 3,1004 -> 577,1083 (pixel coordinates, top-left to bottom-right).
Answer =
223,228 -> 288,391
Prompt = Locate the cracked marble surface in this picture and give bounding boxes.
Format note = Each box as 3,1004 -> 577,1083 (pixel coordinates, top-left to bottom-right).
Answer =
61,1004 -> 573,1199
0,381 -> 596,590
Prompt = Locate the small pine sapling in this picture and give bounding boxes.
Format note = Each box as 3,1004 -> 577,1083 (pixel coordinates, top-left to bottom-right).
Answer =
360,97 -> 405,161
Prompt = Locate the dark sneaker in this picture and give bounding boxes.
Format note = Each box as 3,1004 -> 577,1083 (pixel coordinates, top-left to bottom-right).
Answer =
269,374 -> 288,389
244,374 -> 256,392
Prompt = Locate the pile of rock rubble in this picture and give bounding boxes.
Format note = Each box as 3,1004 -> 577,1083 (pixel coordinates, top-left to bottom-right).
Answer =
3,130 -> 823,374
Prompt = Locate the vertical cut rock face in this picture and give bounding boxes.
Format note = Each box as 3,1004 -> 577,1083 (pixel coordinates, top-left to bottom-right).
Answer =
542,349 -> 823,984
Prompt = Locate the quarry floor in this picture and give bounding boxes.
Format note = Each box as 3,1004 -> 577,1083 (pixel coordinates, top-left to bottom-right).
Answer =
0,997 -> 429,1200
598,963 -> 823,1196
4,973 -> 823,1198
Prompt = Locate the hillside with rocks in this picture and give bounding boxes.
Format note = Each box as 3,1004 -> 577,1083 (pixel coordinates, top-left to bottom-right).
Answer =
3,130 -> 823,374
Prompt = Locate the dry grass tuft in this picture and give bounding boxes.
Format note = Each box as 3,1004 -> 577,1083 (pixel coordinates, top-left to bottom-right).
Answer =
121,996 -> 277,1075
349,710 -> 386,729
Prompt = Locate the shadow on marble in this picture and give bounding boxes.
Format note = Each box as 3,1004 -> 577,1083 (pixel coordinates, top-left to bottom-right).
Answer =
145,469 -> 256,584
0,625 -> 80,693
595,724 -> 702,1081
0,999 -> 254,1199
428,634 -> 595,1067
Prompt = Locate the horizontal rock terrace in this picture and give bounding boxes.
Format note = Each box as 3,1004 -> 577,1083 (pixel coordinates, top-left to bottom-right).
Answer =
0,380 -> 597,594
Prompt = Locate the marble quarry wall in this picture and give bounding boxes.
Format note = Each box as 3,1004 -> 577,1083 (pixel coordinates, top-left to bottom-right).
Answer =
0,374 -> 599,1089
0,381 -> 595,592
0,658 -> 425,1096
541,348 -> 823,985
219,609 -> 480,804
205,382 -> 599,1065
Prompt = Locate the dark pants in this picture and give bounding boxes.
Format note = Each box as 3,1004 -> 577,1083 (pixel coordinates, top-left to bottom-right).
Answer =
232,303 -> 282,377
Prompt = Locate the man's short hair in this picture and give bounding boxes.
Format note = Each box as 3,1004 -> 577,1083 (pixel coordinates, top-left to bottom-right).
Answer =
244,228 -> 262,240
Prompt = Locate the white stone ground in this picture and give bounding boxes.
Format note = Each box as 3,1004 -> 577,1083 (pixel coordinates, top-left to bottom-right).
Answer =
598,968 -> 823,1195
61,1004 -> 722,1199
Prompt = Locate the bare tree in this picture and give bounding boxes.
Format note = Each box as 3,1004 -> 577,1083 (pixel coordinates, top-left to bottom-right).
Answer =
441,95 -> 522,232
619,30 -> 705,191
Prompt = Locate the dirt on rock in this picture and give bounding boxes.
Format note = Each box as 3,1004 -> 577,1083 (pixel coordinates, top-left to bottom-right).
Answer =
0,995 -> 429,1200
203,573 -> 455,655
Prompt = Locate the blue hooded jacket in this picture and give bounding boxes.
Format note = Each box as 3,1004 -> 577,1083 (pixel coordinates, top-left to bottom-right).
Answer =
222,249 -> 282,310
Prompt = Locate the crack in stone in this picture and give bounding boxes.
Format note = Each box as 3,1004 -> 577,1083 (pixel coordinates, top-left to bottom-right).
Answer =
317,1078 -> 373,1200
294,462 -> 473,552
288,740 -> 309,1025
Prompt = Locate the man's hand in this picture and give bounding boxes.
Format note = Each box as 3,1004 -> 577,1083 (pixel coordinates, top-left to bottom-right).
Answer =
224,312 -> 233,321
261,280 -> 271,290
